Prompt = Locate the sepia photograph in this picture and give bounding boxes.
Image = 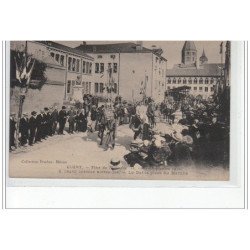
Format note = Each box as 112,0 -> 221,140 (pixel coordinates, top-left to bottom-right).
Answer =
8,40 -> 231,180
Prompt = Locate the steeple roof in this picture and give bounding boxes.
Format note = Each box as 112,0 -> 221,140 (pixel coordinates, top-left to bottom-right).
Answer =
182,41 -> 197,51
200,49 -> 208,63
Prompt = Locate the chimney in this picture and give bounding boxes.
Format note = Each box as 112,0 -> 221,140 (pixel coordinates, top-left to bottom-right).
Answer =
136,41 -> 143,51
82,41 -> 87,46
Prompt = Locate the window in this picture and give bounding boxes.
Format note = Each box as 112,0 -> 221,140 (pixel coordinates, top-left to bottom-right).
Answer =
211,87 -> 214,92
100,83 -> 104,93
68,57 -> 72,71
194,87 -> 197,91
72,58 -> 76,71
192,52 -> 195,56
89,63 -> 92,74
86,62 -> 89,74
50,52 -> 55,58
67,80 -> 71,94
82,61 -> 86,73
168,78 -> 171,84
95,63 -> 99,73
95,83 -> 99,93
188,77 -> 192,84
178,78 -> 182,84
82,81 -> 85,89
199,87 -> 202,91
186,52 -> 190,55
205,87 -> 208,92
76,59 -> 80,72
205,78 -> 209,84
113,83 -> 118,93
100,63 -> 104,73
55,54 -> 60,62
89,82 -> 91,93
199,78 -> 203,84
210,78 -> 214,84
97,55 -> 102,59
110,55 -> 116,59
194,78 -> 198,84
183,78 -> 187,84
173,78 -> 176,84
186,57 -> 190,61
60,55 -> 64,66
86,82 -> 89,93
167,86 -> 171,90
114,63 -> 117,73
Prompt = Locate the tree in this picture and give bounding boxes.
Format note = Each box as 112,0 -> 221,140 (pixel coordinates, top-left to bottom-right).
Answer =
10,42 -> 47,146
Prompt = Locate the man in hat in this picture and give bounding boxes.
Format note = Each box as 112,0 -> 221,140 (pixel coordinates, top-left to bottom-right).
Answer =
146,100 -> 155,128
130,114 -> 142,140
67,106 -> 76,134
35,110 -> 43,142
90,105 -> 98,132
19,112 -> 29,146
58,106 -> 67,135
9,112 -> 17,151
50,106 -> 59,135
208,114 -> 224,165
29,111 -> 37,146
43,107 -> 50,138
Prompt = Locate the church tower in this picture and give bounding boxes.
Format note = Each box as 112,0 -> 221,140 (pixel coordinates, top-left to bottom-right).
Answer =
181,41 -> 197,65
199,49 -> 208,64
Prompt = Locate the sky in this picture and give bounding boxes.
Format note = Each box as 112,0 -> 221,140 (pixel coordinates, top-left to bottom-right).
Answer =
58,40 -> 226,68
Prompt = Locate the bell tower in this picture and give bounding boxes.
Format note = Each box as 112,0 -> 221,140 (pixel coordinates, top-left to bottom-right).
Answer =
181,41 -> 197,65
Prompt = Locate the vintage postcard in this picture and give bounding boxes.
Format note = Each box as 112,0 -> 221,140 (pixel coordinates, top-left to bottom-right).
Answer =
8,41 -> 231,180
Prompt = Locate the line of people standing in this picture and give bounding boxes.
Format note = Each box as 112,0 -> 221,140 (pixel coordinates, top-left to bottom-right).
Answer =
9,104 -> 100,151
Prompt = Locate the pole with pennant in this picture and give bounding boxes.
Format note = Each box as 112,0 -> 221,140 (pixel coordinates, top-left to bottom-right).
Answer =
14,41 -> 35,147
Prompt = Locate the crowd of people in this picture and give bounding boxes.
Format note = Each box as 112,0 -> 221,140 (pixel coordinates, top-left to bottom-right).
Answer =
128,95 -> 229,167
10,93 -> 229,168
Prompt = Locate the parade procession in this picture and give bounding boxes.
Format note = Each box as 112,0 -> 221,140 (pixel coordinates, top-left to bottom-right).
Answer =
8,41 -> 231,179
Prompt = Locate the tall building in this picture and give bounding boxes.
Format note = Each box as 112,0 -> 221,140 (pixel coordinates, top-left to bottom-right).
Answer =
10,41 -> 94,112
76,42 -> 168,102
166,41 -> 224,99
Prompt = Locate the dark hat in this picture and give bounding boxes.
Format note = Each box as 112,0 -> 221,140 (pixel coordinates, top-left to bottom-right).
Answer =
31,111 -> 37,115
44,107 -> 49,111
110,158 -> 122,170
62,106 -> 66,109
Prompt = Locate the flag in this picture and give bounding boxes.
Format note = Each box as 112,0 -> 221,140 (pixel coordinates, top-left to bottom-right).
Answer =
220,42 -> 223,54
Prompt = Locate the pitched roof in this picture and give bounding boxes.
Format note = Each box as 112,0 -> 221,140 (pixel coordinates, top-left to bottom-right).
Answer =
35,41 -> 94,60
75,42 -> 167,61
166,63 -> 224,77
182,41 -> 197,51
